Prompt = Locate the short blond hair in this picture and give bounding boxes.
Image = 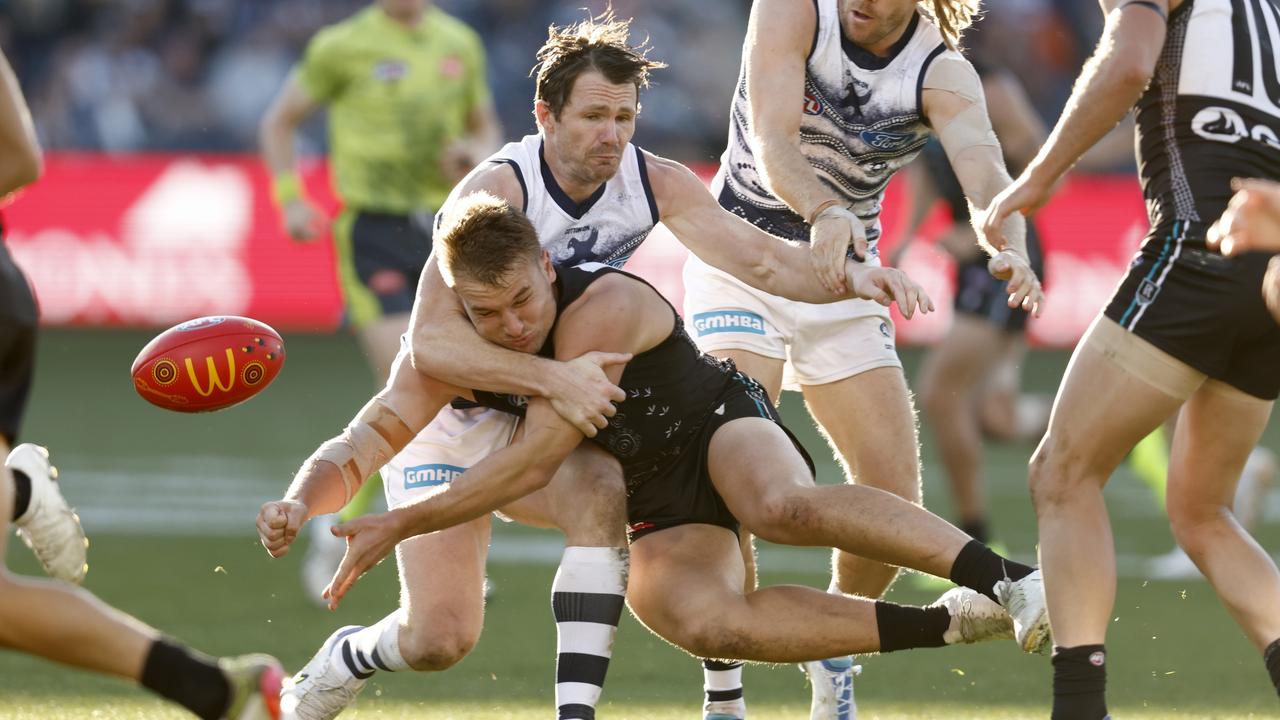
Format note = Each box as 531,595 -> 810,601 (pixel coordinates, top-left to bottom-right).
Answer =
436,192 -> 541,288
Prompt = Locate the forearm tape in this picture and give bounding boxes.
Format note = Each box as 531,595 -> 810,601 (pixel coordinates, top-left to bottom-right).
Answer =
304,399 -> 414,504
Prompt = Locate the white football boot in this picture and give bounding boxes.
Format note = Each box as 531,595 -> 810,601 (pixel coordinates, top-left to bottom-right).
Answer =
9,444 -> 88,583
800,656 -> 861,719
929,587 -> 1014,645
994,569 -> 1052,653
301,515 -> 345,606
282,626 -> 369,720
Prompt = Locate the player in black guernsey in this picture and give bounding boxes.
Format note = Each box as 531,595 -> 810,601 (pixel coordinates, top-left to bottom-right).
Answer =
984,0 -> 1280,716
315,192 -> 1059,667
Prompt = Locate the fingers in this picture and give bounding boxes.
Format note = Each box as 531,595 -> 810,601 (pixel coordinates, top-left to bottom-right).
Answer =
257,502 -> 300,558
885,270 -> 913,319
586,351 -> 633,369
811,242 -> 844,296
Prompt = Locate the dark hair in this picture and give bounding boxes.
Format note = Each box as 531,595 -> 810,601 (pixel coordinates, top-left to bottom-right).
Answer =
531,10 -> 666,118
436,192 -> 541,288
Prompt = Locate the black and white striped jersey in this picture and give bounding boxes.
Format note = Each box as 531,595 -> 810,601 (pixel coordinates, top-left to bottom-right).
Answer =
437,134 -> 660,268
716,2 -> 960,261
1136,0 -> 1280,241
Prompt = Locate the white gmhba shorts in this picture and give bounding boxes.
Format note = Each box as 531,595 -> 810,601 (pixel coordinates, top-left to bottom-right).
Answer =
681,253 -> 902,391
381,405 -> 519,510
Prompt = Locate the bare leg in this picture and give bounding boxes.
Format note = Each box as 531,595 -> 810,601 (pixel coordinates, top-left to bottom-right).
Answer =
1166,381 -> 1280,650
803,367 -> 921,598
919,316 -> 1013,536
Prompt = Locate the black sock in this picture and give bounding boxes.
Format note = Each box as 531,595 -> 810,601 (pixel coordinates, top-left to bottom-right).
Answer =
1052,644 -> 1109,720
948,539 -> 1032,603
10,469 -> 30,521
140,639 -> 231,720
874,601 -> 950,652
1264,638 -> 1280,697
960,518 -> 990,545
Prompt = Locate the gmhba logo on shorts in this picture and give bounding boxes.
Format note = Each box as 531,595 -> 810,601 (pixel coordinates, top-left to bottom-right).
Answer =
692,310 -> 767,336
404,463 -> 466,489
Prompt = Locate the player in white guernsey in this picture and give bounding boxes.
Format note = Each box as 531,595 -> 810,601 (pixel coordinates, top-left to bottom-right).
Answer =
681,1 -> 1044,717
984,0 -> 1280,716
257,15 -> 931,720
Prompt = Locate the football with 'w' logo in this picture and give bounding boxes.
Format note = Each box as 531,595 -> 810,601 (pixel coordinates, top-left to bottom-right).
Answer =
131,316 -> 285,412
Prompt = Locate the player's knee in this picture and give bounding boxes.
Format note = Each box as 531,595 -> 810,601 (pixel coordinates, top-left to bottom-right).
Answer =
558,466 -> 627,546
1167,498 -> 1230,557
399,625 -> 479,672
744,490 -> 811,545
666,613 -> 742,659
1028,441 -> 1080,511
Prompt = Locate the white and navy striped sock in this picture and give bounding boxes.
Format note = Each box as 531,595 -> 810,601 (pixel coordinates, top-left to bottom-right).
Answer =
703,659 -> 745,707
338,610 -> 411,679
552,546 -> 627,720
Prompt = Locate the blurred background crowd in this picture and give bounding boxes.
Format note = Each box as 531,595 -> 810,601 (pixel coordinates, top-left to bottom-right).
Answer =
0,0 -> 1106,161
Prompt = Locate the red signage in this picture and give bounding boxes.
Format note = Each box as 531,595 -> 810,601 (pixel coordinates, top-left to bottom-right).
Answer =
2,154 -> 1148,346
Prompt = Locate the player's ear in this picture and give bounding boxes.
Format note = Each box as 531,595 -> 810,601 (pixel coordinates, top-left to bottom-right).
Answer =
541,250 -> 555,280
534,100 -> 554,132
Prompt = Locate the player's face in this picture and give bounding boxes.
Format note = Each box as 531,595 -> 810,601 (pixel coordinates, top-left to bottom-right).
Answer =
455,253 -> 559,354
377,0 -> 429,18
840,0 -> 918,51
541,70 -> 638,186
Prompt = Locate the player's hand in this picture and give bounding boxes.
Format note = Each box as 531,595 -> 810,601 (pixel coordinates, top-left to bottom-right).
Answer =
981,172 -> 1054,251
1265,255 -> 1280,323
257,500 -> 309,558
988,248 -> 1044,317
545,352 -> 631,438
283,198 -> 327,242
846,263 -> 934,319
809,205 -> 866,295
323,511 -> 407,610
1208,178 -> 1280,256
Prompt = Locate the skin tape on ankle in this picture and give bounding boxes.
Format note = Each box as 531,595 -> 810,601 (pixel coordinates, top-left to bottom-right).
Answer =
311,399 -> 414,502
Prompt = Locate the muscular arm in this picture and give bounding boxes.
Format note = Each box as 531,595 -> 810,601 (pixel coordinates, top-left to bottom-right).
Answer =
650,153 -> 885,304
0,51 -> 41,197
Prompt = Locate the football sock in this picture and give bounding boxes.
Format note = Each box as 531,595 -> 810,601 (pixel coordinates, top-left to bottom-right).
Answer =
959,518 -> 989,545
1263,638 -> 1280,697
949,539 -> 1032,603
1052,644 -> 1109,720
874,601 -> 949,652
140,638 -> 231,720
9,469 -> 30,521
702,659 -> 745,707
552,546 -> 627,720
342,610 -> 411,676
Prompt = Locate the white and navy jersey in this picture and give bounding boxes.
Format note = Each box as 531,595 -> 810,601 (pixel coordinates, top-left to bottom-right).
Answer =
437,134 -> 660,267
1136,0 -> 1280,243
718,4 -> 956,259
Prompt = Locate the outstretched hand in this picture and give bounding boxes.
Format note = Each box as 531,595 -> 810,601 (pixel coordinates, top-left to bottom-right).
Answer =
322,512 -> 407,610
988,249 -> 1044,317
981,173 -> 1053,252
846,264 -> 935,319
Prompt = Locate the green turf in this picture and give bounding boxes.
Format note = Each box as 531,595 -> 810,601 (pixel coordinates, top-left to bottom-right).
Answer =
2,329 -> 1279,718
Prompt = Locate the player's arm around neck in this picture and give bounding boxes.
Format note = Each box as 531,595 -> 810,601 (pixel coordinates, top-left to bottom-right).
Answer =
391,277 -> 652,541
409,165 -> 626,436
0,51 -> 41,197
1026,0 -> 1169,190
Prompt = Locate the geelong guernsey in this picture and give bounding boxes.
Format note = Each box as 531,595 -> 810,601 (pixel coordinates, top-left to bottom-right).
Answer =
718,4 -> 957,262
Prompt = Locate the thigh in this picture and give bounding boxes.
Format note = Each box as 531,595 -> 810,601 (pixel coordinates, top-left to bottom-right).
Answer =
627,523 -> 745,645
707,417 -> 818,525
1038,316 -> 1189,478
802,366 -> 920,499
921,314 -> 1012,402
396,516 -> 490,637
501,442 -> 626,538
1167,380 -> 1274,511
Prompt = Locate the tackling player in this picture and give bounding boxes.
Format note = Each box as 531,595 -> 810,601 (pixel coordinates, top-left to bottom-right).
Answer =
984,0 -> 1280,715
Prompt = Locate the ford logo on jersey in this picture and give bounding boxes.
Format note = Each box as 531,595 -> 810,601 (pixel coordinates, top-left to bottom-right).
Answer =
404,463 -> 466,489
860,129 -> 913,151
692,310 -> 767,336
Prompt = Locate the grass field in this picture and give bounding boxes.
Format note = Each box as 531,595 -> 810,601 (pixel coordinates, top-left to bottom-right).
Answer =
3,329 -> 1280,718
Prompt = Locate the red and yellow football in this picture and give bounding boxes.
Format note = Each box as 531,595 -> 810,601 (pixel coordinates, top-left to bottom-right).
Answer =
131,316 -> 285,413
